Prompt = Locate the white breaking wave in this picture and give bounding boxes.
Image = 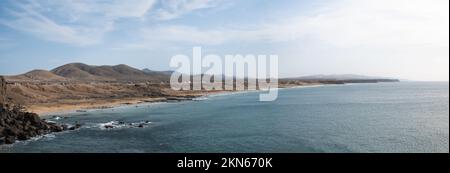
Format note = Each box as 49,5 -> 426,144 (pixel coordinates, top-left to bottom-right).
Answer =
97,120 -> 152,130
193,97 -> 208,101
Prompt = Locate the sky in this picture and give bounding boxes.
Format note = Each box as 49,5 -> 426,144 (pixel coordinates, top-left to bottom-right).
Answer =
0,0 -> 448,81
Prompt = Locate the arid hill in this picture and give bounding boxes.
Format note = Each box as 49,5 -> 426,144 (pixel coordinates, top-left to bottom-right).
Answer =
6,70 -> 68,82
51,63 -> 170,82
5,63 -> 172,83
0,63 -> 217,114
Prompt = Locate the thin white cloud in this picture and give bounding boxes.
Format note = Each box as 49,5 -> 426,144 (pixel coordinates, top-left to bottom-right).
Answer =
141,25 -> 228,45
127,0 -> 448,80
0,0 -> 447,80
0,2 -> 104,46
0,0 -> 157,46
0,0 -> 224,45
135,0 -> 448,47
153,0 -> 218,20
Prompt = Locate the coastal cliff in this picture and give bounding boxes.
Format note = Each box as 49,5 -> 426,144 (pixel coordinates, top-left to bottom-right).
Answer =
0,76 -> 6,104
0,106 -> 72,145
1,76 -> 77,145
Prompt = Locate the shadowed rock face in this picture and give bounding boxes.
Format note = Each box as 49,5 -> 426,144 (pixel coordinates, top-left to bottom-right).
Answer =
0,76 -> 6,104
0,76 -> 81,145
0,80 -> 79,145
0,106 -> 76,145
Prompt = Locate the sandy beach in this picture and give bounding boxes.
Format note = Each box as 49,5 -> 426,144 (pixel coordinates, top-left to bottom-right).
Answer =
31,85 -> 327,116
28,97 -> 167,115
29,90 -> 233,116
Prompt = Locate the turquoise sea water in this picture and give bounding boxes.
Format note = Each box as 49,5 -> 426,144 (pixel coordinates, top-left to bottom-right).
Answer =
1,82 -> 448,153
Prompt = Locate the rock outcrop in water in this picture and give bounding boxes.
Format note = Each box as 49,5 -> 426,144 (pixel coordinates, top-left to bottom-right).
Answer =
0,105 -> 70,145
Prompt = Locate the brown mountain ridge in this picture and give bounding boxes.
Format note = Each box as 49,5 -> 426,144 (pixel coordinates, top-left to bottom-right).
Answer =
6,63 -> 171,83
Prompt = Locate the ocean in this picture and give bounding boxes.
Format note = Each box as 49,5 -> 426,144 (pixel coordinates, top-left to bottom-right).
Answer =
1,82 -> 448,153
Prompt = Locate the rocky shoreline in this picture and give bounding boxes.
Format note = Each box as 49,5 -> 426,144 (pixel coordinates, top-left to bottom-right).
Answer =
0,105 -> 80,145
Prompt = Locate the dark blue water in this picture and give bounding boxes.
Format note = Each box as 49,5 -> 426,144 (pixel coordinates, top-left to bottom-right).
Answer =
1,82 -> 448,153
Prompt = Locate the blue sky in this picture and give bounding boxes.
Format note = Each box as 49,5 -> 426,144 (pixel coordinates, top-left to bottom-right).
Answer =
0,0 -> 448,81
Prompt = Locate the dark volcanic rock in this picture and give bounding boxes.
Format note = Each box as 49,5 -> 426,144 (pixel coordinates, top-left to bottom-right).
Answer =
0,76 -> 6,104
0,105 -> 71,145
104,125 -> 114,129
68,124 -> 82,131
4,136 -> 16,144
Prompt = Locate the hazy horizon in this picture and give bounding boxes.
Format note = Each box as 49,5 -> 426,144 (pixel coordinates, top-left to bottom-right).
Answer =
1,0 -> 449,81
0,61 -> 447,82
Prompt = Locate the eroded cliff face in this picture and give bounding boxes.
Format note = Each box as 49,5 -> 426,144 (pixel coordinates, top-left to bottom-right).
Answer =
0,105 -> 82,145
0,76 -> 6,104
0,76 -> 81,145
